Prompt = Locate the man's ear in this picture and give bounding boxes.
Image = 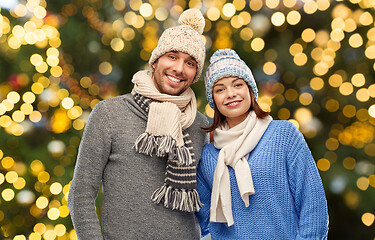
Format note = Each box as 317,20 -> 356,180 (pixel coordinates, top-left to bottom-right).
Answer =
151,60 -> 157,70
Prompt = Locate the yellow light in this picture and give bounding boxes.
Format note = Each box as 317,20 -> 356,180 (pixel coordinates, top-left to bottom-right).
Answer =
110,38 -> 124,52
72,119 -> 85,130
35,62 -> 48,73
331,17 -> 345,30
317,158 -> 330,171
343,157 -> 356,170
46,56 -> 59,67
233,0 -> 246,10
277,108 -> 290,120
24,21 -> 37,32
231,15 -> 244,29
12,25 -> 26,38
23,92 -> 36,103
289,43 -> 303,56
13,177 -> 26,190
294,53 -> 307,66
47,208 -> 60,220
266,0 -> 280,9
36,196 -> 49,209
99,62 -> 112,75
348,33 -> 363,48
2,188 -> 15,201
5,171 -> 18,183
0,104 -> 6,115
155,8 -> 168,21
356,88 -> 370,102
61,97 -> 74,109
328,74 -> 343,88
357,177 -> 369,191
304,0 -> 318,14
29,233 -> 42,240
34,6 -> 47,19
29,111 -> 42,123
339,82 -> 353,96
13,235 -> 26,240
51,109 -> 71,133
286,10 -> 301,25
271,12 -> 285,27
1,99 -> 14,111
369,105 -> 375,118
351,73 -> 365,87
222,3 -> 236,18
205,104 -> 214,119
325,138 -> 339,151
310,77 -> 324,90
38,171 -> 50,183
0,173 -> 4,185
343,105 -> 356,118
44,229 -> 56,240
299,92 -> 313,105
139,3 -> 153,18
365,45 -> 375,59
54,224 -> 66,237
14,4 -> 28,17
129,0 -> 142,10
12,124 -> 24,136
285,88 -> 298,101
12,110 -> 25,123
59,205 -> 70,218
239,12 -> 251,25
240,27 -> 253,41
30,54 -> 44,66
34,223 -> 47,235
0,115 -> 12,128
362,213 -> 375,227
250,0 -> 263,10
367,28 -> 375,41
7,91 -> 20,104
325,99 -> 339,112
301,28 -> 315,42
50,182 -> 63,195
1,156 -> 15,169
359,12 -> 373,26
344,18 -> 357,32
263,62 -> 277,75
330,29 -> 345,42
50,66 -> 62,77
317,0 -> 330,10
283,0 -> 297,8
251,38 -> 265,52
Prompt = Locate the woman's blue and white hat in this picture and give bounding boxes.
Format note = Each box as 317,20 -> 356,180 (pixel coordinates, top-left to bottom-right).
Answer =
204,49 -> 258,109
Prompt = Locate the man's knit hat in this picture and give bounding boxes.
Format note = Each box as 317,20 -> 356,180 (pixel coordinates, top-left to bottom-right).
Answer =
205,49 -> 259,109
149,8 -> 206,83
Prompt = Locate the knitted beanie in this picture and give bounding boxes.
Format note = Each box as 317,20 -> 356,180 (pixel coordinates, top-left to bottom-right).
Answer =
149,8 -> 206,83
205,49 -> 259,109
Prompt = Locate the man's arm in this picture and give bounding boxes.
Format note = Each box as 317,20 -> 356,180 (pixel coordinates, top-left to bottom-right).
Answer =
68,102 -> 111,240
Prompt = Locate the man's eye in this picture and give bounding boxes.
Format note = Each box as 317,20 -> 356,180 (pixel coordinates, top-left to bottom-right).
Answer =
169,55 -> 176,59
187,61 -> 196,67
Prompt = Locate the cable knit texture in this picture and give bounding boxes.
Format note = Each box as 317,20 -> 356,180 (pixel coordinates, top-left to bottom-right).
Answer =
68,93 -> 209,240
195,120 -> 329,240
149,8 -> 205,83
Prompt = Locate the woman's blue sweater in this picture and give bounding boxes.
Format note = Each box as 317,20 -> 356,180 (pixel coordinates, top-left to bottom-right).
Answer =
196,120 -> 329,240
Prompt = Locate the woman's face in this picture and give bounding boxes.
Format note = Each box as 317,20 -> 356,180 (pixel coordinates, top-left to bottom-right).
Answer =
213,76 -> 251,128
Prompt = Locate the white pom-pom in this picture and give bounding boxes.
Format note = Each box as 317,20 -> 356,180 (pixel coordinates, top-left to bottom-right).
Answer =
178,8 -> 205,35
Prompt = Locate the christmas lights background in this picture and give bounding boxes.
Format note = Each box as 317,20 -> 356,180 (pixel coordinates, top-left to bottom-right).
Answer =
0,0 -> 375,239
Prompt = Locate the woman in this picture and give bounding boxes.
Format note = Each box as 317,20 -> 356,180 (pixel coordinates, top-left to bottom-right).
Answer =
196,49 -> 328,239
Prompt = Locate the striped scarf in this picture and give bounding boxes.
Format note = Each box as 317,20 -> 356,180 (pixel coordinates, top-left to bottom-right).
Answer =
131,70 -> 202,212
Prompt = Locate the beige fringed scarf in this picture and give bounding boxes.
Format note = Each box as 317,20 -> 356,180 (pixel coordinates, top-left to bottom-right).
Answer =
211,111 -> 273,226
131,70 -> 202,212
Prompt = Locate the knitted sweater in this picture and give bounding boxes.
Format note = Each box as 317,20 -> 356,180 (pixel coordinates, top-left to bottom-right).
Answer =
195,120 -> 329,240
68,93 -> 209,240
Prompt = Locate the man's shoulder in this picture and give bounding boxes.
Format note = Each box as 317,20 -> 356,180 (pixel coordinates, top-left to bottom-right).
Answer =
194,111 -> 209,125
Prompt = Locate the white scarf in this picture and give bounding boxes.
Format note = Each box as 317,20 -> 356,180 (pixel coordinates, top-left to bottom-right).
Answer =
132,70 -> 197,147
210,111 -> 272,226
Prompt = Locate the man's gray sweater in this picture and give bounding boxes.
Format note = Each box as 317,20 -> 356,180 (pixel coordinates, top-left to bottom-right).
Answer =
68,93 -> 209,240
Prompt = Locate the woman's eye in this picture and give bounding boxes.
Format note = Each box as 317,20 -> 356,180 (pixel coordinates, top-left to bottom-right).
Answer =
235,84 -> 243,88
215,88 -> 224,93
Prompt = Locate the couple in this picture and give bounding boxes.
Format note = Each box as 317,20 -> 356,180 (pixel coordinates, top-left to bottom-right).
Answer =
68,9 -> 329,240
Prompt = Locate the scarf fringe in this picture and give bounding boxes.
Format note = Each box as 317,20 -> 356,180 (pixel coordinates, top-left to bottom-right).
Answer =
134,133 -> 193,166
151,185 -> 202,212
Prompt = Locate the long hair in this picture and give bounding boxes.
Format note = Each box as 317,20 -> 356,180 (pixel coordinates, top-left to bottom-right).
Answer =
202,86 -> 270,133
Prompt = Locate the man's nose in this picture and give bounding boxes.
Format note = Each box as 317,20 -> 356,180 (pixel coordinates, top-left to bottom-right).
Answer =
173,59 -> 184,74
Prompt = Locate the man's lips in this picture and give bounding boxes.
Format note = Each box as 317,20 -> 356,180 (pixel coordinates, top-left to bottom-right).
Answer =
225,100 -> 242,107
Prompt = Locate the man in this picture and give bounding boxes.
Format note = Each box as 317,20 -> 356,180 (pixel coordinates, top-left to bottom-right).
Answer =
67,8 -> 209,240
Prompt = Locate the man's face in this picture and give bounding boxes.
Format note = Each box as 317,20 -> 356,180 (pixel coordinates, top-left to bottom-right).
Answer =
152,51 -> 197,96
